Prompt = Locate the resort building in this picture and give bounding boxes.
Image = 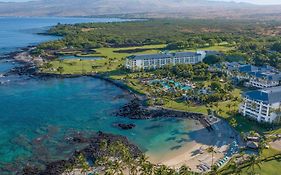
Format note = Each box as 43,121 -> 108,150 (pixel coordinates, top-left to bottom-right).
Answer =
239,86 -> 281,123
240,65 -> 281,88
125,51 -> 206,70
221,62 -> 281,88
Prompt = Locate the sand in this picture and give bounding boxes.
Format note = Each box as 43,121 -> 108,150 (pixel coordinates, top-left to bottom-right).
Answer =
147,118 -> 240,172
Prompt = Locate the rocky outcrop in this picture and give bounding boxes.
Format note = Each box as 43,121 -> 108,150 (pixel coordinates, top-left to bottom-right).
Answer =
113,123 -> 136,130
21,131 -> 141,175
116,99 -> 214,132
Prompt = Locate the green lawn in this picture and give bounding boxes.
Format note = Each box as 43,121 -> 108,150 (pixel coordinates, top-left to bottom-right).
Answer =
247,159 -> 281,175
162,88 -> 241,115
41,44 -> 165,74
240,149 -> 281,175
220,148 -> 281,175
41,44 -> 232,75
267,128 -> 281,135
164,100 -> 209,114
175,45 -> 234,52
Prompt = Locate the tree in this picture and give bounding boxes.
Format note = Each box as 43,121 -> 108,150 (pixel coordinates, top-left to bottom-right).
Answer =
258,138 -> 268,155
76,154 -> 90,175
57,66 -> 64,75
271,42 -> 281,52
229,162 -> 242,175
203,55 -> 224,65
64,162 -> 74,175
178,165 -> 192,175
246,155 -> 262,175
154,164 -> 174,175
210,82 -> 222,92
226,103 -> 232,110
230,118 -> 238,128
210,164 -> 220,175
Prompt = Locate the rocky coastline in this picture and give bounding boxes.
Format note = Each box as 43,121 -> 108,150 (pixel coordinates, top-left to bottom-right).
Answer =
3,46 -> 214,175
116,99 -> 214,132
21,131 -> 142,175
4,47 -> 214,132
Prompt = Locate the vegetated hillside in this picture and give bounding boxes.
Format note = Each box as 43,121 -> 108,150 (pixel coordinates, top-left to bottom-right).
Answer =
0,0 -> 281,20
35,19 -> 281,69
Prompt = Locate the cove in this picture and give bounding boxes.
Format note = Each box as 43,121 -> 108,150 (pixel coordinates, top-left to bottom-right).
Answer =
0,17 -> 203,174
0,76 -> 200,173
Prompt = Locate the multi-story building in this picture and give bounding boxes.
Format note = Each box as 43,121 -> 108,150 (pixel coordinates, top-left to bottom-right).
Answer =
239,86 -> 281,123
221,62 -> 281,88
240,65 -> 281,88
125,51 -> 206,70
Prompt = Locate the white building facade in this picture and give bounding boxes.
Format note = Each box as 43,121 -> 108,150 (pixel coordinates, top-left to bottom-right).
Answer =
222,63 -> 281,89
239,86 -> 281,123
125,51 -> 206,70
248,78 -> 280,89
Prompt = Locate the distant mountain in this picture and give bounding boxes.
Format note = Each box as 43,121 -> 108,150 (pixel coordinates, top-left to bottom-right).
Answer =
0,0 -> 281,20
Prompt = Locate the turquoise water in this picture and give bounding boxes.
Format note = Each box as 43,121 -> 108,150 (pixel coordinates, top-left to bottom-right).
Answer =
0,77 -> 199,173
0,17 -> 200,173
60,55 -> 103,60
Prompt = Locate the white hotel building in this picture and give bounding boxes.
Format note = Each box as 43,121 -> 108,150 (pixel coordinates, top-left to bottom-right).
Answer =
125,51 -> 206,70
239,86 -> 281,123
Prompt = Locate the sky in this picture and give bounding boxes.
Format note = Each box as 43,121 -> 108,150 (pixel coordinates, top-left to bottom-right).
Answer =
214,0 -> 281,4
0,0 -> 281,5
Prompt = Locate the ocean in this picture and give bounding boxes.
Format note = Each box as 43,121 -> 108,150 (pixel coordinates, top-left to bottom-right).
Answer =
0,17 -> 199,174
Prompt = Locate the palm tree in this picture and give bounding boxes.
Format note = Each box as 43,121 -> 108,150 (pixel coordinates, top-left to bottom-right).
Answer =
227,103 -> 232,111
246,155 -> 262,175
207,146 -> 215,166
178,165 -> 192,175
64,163 -> 74,175
154,164 -> 173,175
229,162 -> 242,175
230,118 -> 238,128
111,160 -> 125,175
138,154 -> 154,175
210,164 -> 220,175
258,138 -> 268,155
76,154 -> 90,175
57,66 -> 64,75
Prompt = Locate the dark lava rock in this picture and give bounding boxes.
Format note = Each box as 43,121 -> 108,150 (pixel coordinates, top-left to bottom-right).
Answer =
114,123 -> 136,130
21,131 -> 142,175
116,99 -> 214,132
22,165 -> 40,175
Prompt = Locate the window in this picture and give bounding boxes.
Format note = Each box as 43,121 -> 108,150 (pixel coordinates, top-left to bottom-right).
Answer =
161,59 -> 165,65
144,60 -> 149,66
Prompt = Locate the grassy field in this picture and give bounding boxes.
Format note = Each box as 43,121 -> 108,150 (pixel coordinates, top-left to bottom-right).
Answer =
241,148 -> 281,175
164,100 -> 209,114
41,44 -> 232,74
220,148 -> 281,175
267,128 -> 281,135
163,88 -> 241,115
245,160 -> 281,175
41,44 -> 164,74
181,45 -> 234,52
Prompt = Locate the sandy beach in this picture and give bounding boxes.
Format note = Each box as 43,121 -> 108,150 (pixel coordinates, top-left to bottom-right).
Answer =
147,118 -> 241,172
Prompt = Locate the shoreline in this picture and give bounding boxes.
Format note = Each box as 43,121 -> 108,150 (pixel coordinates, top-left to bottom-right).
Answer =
22,131 -> 142,175
2,46 -> 240,173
